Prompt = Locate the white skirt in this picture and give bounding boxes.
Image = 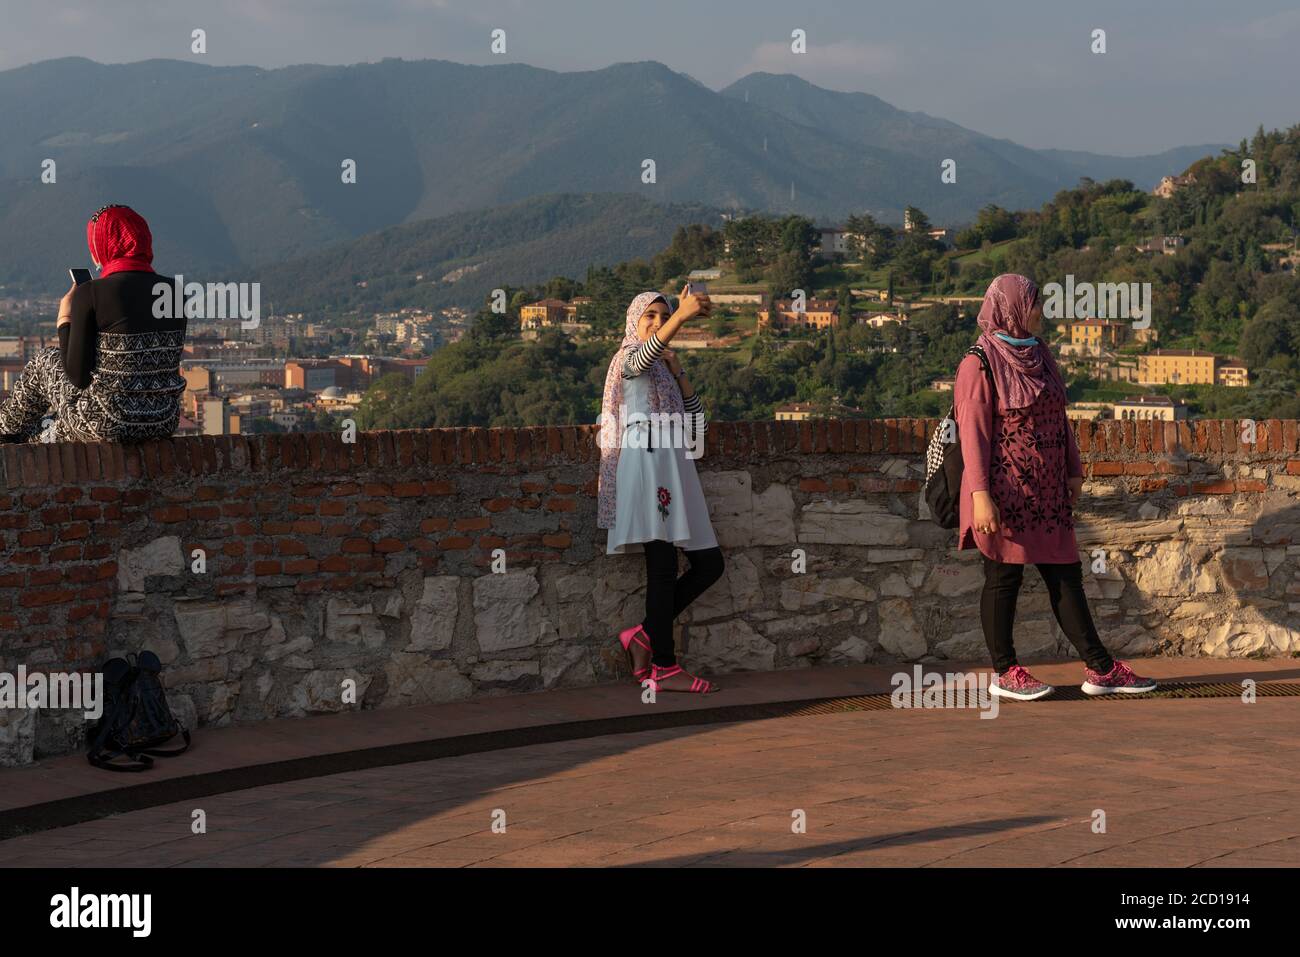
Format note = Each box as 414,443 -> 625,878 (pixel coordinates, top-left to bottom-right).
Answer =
607,441 -> 718,554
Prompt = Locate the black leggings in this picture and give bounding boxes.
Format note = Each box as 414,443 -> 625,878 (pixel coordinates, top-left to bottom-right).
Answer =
642,540 -> 725,666
980,557 -> 1114,675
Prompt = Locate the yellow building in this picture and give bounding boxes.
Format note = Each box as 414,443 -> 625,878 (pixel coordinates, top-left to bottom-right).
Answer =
519,299 -> 569,331
759,299 -> 840,331
1217,360 -> 1249,388
1066,402 -> 1110,421
774,403 -> 815,421
1066,319 -> 1129,353
1152,173 -> 1196,199
1137,350 -> 1217,386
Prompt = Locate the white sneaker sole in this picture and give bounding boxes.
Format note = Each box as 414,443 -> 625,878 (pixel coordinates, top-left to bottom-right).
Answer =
989,683 -> 1055,701
1081,681 -> 1158,696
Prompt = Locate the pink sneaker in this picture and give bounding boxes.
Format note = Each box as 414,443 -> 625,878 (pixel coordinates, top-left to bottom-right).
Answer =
1082,660 -> 1157,695
990,665 -> 1054,701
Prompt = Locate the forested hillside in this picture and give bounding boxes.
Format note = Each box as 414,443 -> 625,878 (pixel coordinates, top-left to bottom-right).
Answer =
353,125 -> 1300,428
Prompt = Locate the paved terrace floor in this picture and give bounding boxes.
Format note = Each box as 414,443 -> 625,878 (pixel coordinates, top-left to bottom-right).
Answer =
2,659 -> 1299,867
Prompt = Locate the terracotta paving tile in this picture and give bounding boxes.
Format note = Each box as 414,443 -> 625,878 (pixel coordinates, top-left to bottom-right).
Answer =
4,660 -> 1300,868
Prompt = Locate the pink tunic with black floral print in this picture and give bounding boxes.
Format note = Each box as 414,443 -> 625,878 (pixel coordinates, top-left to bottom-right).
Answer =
954,354 -> 1083,564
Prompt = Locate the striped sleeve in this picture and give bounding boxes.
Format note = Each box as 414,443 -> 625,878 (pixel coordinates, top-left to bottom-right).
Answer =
682,391 -> 708,435
622,332 -> 666,378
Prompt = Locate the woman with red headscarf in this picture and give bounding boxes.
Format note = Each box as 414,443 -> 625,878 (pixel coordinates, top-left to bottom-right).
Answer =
0,204 -> 186,443
955,273 -> 1156,700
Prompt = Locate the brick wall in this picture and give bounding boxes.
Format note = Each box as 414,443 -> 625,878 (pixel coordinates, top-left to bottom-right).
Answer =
3,417 -> 1300,764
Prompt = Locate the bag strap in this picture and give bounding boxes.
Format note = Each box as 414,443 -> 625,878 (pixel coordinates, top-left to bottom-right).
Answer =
86,669 -> 137,758
967,345 -> 997,401
945,345 -> 997,419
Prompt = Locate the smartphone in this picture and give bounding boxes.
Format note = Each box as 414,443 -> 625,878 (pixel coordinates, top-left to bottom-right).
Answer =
69,267 -> 93,286
685,282 -> 708,297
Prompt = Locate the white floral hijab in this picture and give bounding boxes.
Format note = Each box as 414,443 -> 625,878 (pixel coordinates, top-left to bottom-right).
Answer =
596,291 -> 684,528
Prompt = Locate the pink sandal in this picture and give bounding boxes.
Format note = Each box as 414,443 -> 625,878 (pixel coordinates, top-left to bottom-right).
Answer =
617,624 -> 653,683
647,663 -> 718,694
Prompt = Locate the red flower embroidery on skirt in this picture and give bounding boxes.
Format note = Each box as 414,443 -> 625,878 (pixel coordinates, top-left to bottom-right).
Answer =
656,486 -> 671,520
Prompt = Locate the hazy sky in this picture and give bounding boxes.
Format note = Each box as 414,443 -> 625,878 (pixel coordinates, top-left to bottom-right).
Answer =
0,0 -> 1296,154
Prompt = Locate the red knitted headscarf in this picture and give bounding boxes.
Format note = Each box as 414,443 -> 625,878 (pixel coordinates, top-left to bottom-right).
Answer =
86,205 -> 154,277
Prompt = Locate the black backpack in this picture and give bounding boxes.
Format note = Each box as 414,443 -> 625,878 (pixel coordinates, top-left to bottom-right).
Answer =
87,651 -> 191,772
923,345 -> 996,528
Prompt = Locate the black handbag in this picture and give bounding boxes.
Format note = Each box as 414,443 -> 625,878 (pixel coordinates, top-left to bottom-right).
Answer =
923,345 -> 996,528
87,651 -> 191,772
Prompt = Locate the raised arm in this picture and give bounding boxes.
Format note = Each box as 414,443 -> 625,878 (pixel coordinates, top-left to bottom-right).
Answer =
58,282 -> 98,389
623,332 -> 666,378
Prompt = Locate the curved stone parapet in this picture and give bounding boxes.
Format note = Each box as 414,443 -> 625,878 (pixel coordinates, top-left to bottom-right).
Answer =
2,417 -> 1298,764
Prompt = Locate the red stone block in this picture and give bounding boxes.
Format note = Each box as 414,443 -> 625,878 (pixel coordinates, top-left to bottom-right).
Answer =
1192,481 -> 1234,494
1133,418 -> 1154,452
851,419 -> 869,454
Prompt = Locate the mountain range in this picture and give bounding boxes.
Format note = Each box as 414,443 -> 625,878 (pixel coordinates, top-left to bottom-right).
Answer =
251,192 -> 720,317
0,56 -> 1228,292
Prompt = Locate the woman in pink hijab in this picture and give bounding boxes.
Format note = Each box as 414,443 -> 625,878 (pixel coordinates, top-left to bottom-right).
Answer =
955,274 -> 1155,700
598,287 -> 723,694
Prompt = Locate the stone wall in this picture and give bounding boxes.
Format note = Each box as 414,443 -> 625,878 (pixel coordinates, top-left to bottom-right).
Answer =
3,417 -> 1300,764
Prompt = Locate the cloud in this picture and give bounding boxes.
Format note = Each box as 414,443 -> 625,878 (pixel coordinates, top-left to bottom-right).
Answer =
1236,7 -> 1300,40
740,38 -> 902,83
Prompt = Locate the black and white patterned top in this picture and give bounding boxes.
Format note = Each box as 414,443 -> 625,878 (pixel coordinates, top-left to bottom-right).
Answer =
75,329 -> 187,441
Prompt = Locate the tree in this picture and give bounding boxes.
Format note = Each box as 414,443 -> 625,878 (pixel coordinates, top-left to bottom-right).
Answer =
1241,297 -> 1300,368
468,306 -> 516,342
904,206 -> 932,234
768,251 -> 813,300
843,213 -> 878,260
778,215 -> 818,260
724,217 -> 771,270
355,373 -> 414,429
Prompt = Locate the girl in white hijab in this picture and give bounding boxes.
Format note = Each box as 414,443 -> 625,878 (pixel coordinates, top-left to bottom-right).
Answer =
598,287 -> 723,694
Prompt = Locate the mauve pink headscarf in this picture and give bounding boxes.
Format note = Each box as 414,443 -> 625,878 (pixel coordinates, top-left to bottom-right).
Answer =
597,291 -> 684,529
975,273 -> 1067,410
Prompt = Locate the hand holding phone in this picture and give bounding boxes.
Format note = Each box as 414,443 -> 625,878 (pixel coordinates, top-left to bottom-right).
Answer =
60,269 -> 91,328
678,283 -> 712,322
